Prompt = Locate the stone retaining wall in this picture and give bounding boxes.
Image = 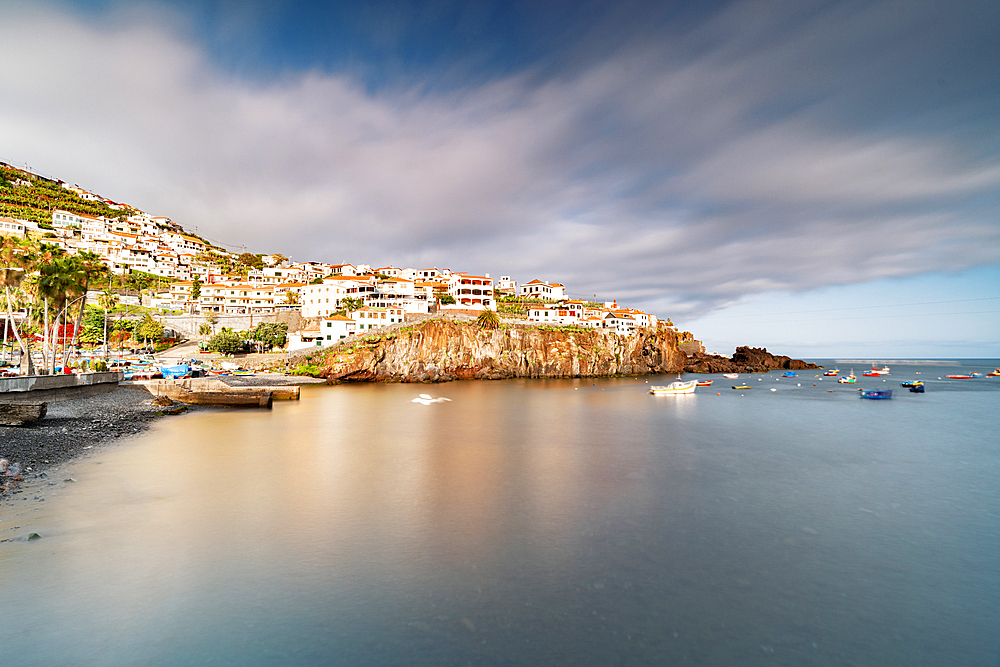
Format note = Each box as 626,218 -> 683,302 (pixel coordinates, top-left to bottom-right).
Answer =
0,371 -> 124,402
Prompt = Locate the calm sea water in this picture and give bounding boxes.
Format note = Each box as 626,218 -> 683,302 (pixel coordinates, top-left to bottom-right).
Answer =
1,360 -> 999,666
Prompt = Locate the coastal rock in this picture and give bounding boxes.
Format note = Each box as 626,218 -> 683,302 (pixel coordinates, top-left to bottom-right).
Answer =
316,319 -> 689,382
683,346 -> 820,374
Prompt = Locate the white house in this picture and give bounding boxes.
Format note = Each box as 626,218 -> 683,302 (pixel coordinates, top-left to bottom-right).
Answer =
351,306 -> 404,332
526,305 -> 579,325
495,276 -> 518,296
319,316 -> 356,342
520,279 -> 565,300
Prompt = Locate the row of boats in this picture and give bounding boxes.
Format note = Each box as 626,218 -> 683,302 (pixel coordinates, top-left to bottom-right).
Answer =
648,365 -> 1000,397
118,358 -> 256,380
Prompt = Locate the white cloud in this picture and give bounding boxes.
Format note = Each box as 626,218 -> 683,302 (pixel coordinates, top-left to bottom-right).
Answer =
0,0 -> 997,320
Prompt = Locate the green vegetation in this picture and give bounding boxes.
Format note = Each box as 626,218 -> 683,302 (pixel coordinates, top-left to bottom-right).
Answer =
476,309 -> 501,330
205,328 -> 245,355
439,294 -> 456,305
249,322 -> 288,351
0,164 -> 129,225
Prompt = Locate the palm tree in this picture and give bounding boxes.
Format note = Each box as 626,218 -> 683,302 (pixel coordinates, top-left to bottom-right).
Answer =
0,237 -> 36,374
98,289 -> 118,358
63,251 -> 106,368
476,309 -> 501,330
38,254 -> 82,374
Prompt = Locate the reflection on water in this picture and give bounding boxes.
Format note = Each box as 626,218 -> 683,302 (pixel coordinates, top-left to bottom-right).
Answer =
2,368 -> 1000,666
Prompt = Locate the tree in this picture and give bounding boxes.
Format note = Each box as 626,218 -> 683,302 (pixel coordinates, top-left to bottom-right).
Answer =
476,309 -> 501,330
284,290 -> 300,305
238,252 -> 263,270
206,328 -> 245,355
267,253 -> 288,266
0,236 -> 36,374
439,295 -> 456,305
191,274 -> 202,300
64,251 -> 107,367
249,322 -> 288,351
340,297 -> 365,312
134,313 -> 164,345
98,289 -> 118,357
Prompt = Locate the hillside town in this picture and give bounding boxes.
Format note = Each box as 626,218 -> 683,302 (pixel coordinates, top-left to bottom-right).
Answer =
0,162 -> 664,357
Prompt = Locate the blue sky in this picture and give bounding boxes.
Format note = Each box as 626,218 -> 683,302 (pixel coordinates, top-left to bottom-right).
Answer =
1,0 -> 998,357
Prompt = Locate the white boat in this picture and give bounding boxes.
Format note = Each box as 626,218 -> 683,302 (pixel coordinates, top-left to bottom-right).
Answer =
649,378 -> 698,395
723,373 -> 738,379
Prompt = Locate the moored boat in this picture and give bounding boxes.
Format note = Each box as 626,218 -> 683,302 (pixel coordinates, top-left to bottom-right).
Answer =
782,371 -> 796,377
946,374 -> 981,379
732,385 -> 752,390
900,380 -> 923,388
824,369 -> 839,376
909,384 -> 925,393
860,389 -> 892,399
838,371 -> 857,384
649,377 -> 697,395
989,368 -> 1000,376
723,373 -> 738,379
696,380 -> 713,386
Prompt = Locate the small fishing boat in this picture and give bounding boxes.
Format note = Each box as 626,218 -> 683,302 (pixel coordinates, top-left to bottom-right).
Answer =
838,372 -> 857,384
649,378 -> 697,395
900,380 -> 923,388
696,380 -> 713,386
782,371 -> 797,378
866,365 -> 891,375
988,368 -> 1000,376
909,384 -> 925,393
732,385 -> 752,390
824,369 -> 840,376
723,373 -> 738,379
160,364 -> 191,379
859,389 -> 893,399
946,374 -> 981,379
231,368 -> 255,376
131,366 -> 162,380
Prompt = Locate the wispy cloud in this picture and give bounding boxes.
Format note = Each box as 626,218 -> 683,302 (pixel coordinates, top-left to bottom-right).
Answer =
1,0 -> 997,317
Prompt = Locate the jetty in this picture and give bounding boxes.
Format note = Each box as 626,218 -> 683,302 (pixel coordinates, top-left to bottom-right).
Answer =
132,377 -> 301,408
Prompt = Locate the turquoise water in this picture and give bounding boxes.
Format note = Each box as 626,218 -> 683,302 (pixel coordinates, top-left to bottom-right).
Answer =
1,360 -> 999,666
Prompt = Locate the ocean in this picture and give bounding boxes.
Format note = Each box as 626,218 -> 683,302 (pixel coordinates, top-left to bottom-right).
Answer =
1,359 -> 998,666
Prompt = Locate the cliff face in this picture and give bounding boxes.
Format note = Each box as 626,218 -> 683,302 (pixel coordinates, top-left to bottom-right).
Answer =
317,320 -> 688,382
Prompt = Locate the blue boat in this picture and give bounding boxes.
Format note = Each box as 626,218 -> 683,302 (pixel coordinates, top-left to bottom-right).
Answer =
782,372 -> 797,377
160,364 -> 191,379
909,384 -> 925,393
900,380 -> 923,387
860,389 -> 893,399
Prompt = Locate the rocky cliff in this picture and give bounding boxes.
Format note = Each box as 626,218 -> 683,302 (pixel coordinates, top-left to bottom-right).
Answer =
683,346 -> 821,373
315,319 -> 688,382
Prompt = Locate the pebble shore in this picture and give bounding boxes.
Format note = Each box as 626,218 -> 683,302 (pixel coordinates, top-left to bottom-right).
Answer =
0,385 -> 185,474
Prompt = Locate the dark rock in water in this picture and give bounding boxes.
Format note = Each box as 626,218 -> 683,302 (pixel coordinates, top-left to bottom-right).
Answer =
27,533 -> 42,540
684,347 -> 820,374
0,402 -> 47,426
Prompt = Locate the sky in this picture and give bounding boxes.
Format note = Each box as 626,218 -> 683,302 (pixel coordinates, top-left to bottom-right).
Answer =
0,0 -> 998,357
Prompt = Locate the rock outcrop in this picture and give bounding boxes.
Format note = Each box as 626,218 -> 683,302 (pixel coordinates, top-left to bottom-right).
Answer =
683,346 -> 821,374
315,319 -> 688,382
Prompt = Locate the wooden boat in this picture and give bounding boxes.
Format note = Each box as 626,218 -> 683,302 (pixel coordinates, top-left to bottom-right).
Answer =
988,368 -> 1000,376
696,380 -> 713,386
231,368 -> 255,376
860,389 -> 892,399
838,372 -> 857,384
864,365 -> 890,376
782,372 -> 797,377
723,373 -> 738,379
909,384 -> 925,393
946,374 -> 981,379
732,385 -> 752,390
824,369 -> 839,376
649,378 -> 697,395
900,380 -> 923,387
